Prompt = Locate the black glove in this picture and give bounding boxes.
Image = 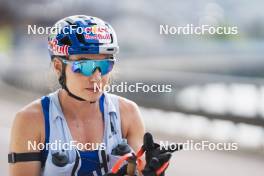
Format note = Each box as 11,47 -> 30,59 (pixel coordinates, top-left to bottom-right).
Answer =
105,132 -> 182,176
142,132 -> 182,176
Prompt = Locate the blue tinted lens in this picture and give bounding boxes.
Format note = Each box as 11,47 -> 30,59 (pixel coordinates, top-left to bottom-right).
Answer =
71,59 -> 115,76
98,60 -> 115,75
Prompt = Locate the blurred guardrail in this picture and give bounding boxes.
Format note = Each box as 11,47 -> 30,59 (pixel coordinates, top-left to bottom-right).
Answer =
114,74 -> 264,127
1,55 -> 264,127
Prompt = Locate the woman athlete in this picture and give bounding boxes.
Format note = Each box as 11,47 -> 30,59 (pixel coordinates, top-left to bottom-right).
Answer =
8,15 -> 175,176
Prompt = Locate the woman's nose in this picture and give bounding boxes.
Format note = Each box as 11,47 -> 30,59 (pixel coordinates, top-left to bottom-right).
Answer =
90,68 -> 102,82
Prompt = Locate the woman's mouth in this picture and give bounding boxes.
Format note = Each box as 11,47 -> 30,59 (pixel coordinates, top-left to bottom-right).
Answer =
85,87 -> 100,93
85,88 -> 97,92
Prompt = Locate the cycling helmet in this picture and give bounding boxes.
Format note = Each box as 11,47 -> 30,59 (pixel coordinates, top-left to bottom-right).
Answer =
48,15 -> 119,57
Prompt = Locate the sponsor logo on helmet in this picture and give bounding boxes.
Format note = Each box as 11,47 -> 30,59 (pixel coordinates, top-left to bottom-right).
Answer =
84,26 -> 111,43
84,33 -> 111,40
48,39 -> 69,55
85,26 -> 109,34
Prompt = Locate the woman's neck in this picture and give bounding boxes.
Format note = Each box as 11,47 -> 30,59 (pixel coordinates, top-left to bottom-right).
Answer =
58,89 -> 100,120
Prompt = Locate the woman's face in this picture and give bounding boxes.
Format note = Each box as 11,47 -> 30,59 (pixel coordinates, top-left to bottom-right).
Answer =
55,54 -> 112,102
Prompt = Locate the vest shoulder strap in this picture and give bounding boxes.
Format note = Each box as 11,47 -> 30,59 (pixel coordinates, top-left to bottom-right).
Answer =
40,96 -> 50,168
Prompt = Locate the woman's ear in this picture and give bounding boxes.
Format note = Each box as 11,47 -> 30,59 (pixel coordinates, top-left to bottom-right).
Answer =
53,57 -> 62,77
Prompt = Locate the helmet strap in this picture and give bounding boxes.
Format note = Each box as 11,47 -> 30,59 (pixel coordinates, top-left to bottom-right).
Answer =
58,62 -> 95,103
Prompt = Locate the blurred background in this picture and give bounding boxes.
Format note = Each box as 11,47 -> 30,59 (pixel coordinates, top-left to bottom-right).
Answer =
1,0 -> 264,175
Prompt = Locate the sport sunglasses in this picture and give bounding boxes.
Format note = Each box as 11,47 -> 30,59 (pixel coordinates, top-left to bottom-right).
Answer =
60,58 -> 115,76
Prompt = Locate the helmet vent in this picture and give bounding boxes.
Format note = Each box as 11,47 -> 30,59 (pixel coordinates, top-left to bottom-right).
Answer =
65,19 -> 74,25
110,34 -> 113,43
76,33 -> 86,44
60,36 -> 71,46
88,22 -> 97,25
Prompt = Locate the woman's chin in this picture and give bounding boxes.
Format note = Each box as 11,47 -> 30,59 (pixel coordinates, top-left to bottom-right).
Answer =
82,91 -> 103,101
